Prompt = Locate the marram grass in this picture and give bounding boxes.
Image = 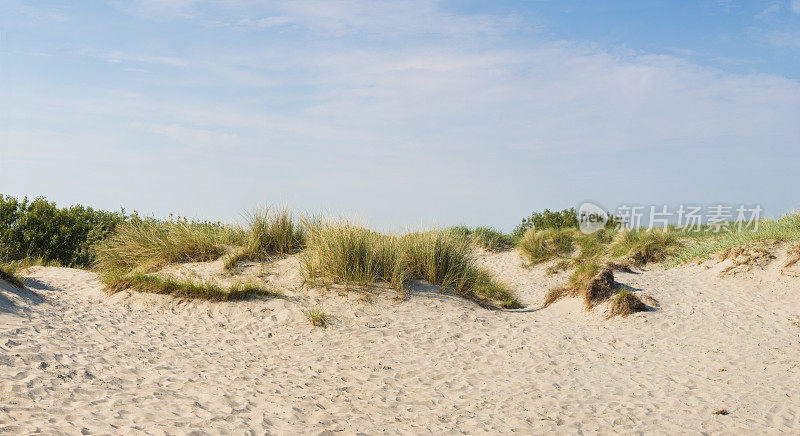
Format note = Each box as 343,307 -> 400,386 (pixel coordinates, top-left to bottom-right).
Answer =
102,272 -> 280,301
93,220 -> 230,274
225,207 -> 305,270
302,220 -> 521,308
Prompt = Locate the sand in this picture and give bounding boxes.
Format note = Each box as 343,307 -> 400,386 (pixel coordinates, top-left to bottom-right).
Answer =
1,247 -> 799,434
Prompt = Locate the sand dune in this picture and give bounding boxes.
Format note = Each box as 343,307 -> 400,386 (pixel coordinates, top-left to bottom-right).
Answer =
1,248 -> 799,434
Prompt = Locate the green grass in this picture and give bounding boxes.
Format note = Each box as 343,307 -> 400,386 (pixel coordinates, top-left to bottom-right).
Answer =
302,220 -> 521,308
93,220 -> 230,274
447,226 -> 516,250
609,229 -> 680,266
0,266 -> 25,289
304,305 -> 328,327
669,212 -> 800,266
102,272 -> 280,301
302,218 -> 404,290
517,228 -> 576,264
225,207 -> 305,269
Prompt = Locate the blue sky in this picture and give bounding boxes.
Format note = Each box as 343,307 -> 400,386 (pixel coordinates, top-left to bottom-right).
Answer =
1,0 -> 799,231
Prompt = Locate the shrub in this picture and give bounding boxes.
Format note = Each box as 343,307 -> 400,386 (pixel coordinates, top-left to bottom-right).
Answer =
0,194 -> 126,268
93,219 -> 228,274
513,208 -> 579,237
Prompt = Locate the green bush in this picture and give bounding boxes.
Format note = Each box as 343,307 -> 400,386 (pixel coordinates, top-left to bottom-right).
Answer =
513,208 -> 579,237
0,194 -> 126,268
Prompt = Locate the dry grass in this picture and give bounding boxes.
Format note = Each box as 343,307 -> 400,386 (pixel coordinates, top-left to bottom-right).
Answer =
0,266 -> 25,289
543,262 -> 602,308
102,272 -> 279,301
94,220 -> 228,274
607,288 -> 648,318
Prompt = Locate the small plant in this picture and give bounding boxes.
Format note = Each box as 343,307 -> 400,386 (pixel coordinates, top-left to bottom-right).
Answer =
304,305 -> 328,327
712,409 -> 729,416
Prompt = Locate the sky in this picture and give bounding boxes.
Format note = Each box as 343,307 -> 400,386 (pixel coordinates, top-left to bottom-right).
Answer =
1,0 -> 799,231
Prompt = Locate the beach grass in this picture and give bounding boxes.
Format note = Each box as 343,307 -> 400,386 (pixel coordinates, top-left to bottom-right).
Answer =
93,220 -> 231,274
302,220 -> 521,308
225,207 -> 305,269
669,212 -> 800,265
102,272 -> 279,301
304,305 -> 328,327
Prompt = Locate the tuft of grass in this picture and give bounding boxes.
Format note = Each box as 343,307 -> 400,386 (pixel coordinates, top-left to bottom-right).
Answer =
471,226 -> 516,250
401,231 -> 521,308
713,409 -> 729,416
302,220 -> 521,308
543,262 -> 616,309
609,229 -> 680,266
304,305 -> 328,327
517,228 -> 575,265
607,287 -> 648,318
102,272 -> 279,301
670,212 -> 800,266
94,220 -> 228,274
301,218 -> 404,290
225,207 -> 305,269
0,266 -> 25,289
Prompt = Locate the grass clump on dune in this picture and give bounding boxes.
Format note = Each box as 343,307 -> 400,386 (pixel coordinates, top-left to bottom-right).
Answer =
607,288 -> 648,318
225,207 -> 305,269
401,231 -> 521,308
670,212 -> 800,266
447,226 -> 516,251
102,272 -> 279,301
302,220 -> 521,308
302,219 -> 404,290
93,220 -> 229,274
0,266 -> 25,289
517,228 -> 575,264
609,229 -> 680,266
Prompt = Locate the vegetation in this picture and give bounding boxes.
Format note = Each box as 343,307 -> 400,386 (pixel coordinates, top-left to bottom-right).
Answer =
102,272 -> 279,301
609,229 -> 680,266
448,226 -> 516,251
0,266 -> 25,289
669,212 -> 800,265
225,207 -> 305,269
0,194 -> 126,268
93,219 -> 231,274
517,228 -> 575,264
302,220 -> 521,308
513,208 -> 580,237
304,305 -> 328,327
607,288 -> 648,318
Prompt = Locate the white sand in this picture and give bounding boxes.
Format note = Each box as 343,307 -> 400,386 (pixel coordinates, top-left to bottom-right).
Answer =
2,248 -> 799,434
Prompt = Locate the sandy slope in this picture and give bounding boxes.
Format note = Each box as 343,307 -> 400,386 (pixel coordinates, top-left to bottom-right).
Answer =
1,249 -> 799,434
